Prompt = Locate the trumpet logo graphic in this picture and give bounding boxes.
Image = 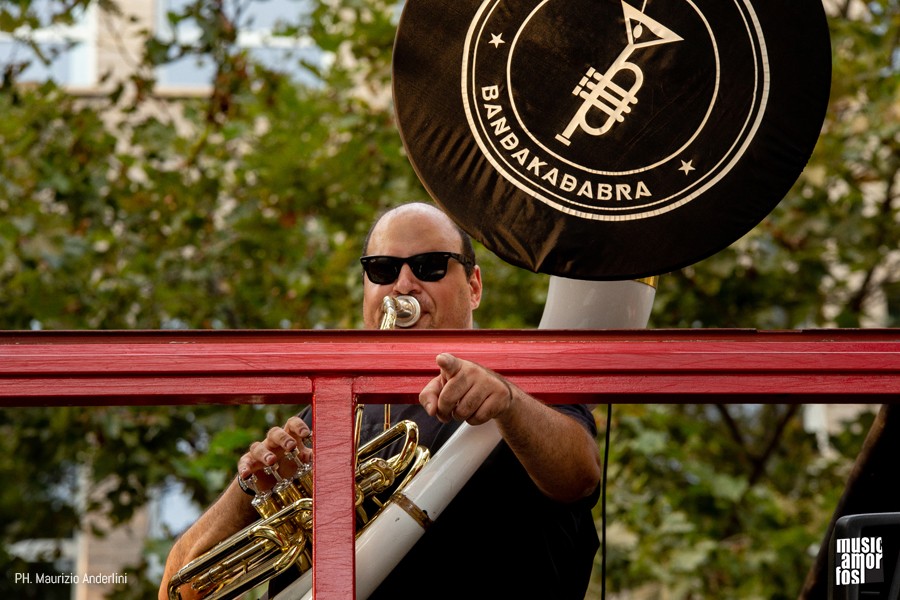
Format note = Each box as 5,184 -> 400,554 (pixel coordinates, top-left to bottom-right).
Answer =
460,0 -> 771,223
555,2 -> 683,146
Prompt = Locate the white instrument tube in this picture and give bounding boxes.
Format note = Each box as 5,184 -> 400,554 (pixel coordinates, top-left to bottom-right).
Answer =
538,276 -> 656,329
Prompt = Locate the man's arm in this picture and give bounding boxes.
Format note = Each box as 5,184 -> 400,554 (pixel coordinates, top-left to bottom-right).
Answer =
419,353 -> 602,504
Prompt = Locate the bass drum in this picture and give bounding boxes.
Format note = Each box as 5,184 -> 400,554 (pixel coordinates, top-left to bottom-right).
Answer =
392,0 -> 832,281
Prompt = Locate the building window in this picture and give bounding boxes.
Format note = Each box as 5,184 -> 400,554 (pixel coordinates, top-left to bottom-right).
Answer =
0,0 -> 97,87
154,0 -> 322,90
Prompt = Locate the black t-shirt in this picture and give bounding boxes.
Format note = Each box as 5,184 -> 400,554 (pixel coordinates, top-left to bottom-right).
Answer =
269,403 -> 600,599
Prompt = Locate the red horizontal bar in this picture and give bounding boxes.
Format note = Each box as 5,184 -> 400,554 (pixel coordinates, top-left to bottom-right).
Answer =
2,331 -> 898,373
1,329 -> 898,405
350,374 -> 900,401
1,372 -> 895,406
0,376 -> 312,405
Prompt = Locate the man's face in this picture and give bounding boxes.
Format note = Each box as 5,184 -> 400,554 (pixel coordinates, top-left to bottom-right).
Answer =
362,207 -> 482,330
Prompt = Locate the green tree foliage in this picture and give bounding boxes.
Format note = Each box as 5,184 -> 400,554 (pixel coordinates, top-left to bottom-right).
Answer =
593,404 -> 873,599
651,0 -> 900,330
0,0 -> 544,331
0,0 -> 895,598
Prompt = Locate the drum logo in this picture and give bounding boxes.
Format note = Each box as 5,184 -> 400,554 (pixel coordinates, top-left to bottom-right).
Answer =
461,0 -> 770,221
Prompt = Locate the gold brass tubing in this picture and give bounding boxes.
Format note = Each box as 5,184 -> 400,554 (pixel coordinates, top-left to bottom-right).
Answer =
353,403 -> 364,475
357,420 -> 420,478
167,498 -> 312,600
634,275 -> 659,288
390,492 -> 434,531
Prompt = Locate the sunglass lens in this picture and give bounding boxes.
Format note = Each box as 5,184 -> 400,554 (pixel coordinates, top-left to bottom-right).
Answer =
411,254 -> 448,281
366,258 -> 401,284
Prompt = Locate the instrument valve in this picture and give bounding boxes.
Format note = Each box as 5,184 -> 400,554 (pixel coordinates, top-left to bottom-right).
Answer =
248,474 -> 280,519
286,448 -> 314,496
264,463 -> 283,483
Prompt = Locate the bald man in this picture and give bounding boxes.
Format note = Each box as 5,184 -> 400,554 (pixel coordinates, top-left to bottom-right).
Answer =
160,203 -> 602,600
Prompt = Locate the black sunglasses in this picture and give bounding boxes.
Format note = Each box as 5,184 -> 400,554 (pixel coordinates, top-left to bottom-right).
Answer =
360,252 -> 474,284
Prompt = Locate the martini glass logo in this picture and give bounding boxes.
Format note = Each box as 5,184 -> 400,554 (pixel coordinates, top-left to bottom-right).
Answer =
555,1 -> 684,147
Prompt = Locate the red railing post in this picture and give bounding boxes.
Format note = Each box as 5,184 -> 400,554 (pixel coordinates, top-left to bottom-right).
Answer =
311,377 -> 357,600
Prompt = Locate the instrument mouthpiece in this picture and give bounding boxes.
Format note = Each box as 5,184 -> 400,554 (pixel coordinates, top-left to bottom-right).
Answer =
381,295 -> 421,329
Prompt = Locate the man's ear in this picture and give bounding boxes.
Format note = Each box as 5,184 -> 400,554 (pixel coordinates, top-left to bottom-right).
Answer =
469,265 -> 483,310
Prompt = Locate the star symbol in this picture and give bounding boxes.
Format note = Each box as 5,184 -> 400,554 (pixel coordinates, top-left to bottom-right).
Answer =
489,33 -> 505,48
679,160 -> 696,175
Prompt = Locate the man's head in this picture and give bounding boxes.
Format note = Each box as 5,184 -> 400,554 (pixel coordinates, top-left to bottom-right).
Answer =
361,203 -> 482,329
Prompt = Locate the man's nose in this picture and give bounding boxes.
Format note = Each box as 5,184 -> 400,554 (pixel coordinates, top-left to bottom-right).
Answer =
393,263 -> 421,293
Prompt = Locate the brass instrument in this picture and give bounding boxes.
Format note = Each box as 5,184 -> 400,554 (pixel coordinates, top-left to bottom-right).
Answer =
167,296 -> 428,600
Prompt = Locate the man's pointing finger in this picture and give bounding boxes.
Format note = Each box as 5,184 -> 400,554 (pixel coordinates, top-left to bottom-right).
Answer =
436,352 -> 462,380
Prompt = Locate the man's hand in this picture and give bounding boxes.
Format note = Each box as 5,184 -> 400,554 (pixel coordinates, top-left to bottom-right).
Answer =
237,415 -> 313,490
420,352 -> 602,504
420,353 -> 514,425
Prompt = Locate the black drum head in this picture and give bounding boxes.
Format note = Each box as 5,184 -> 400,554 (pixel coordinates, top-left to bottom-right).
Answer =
393,0 -> 831,280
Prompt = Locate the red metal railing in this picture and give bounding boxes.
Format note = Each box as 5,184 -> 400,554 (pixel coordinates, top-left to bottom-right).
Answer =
2,328 -> 899,598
